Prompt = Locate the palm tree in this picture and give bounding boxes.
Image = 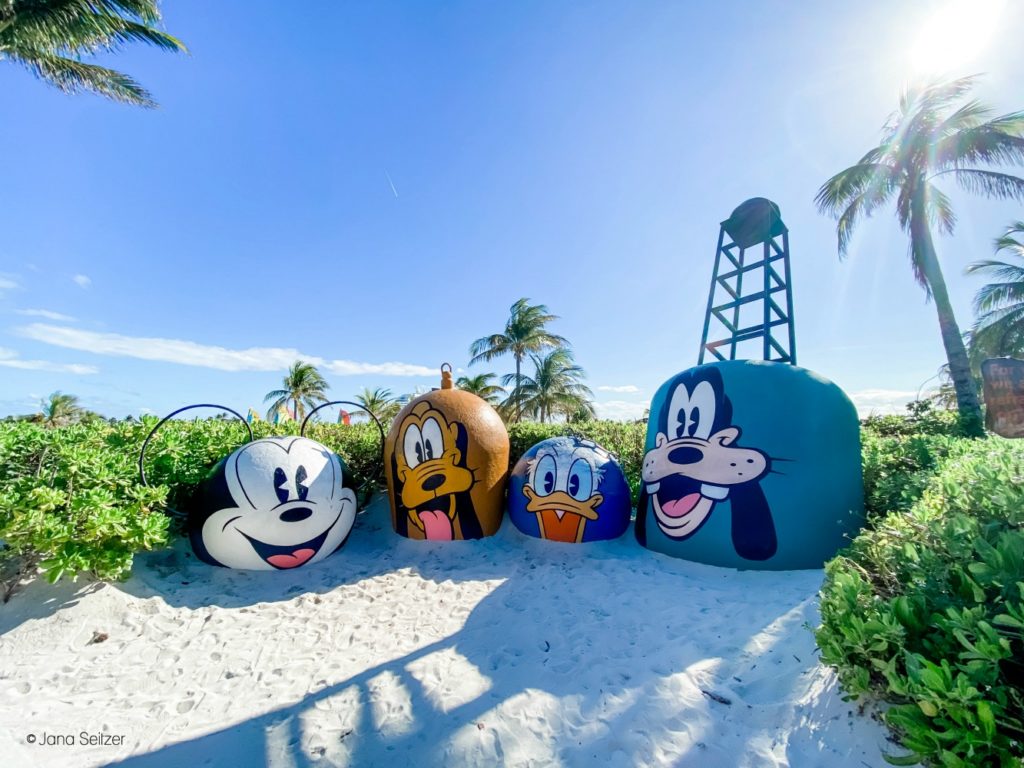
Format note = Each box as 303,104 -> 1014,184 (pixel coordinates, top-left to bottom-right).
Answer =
0,0 -> 185,107
506,348 -> 595,424
966,221 -> 1024,367
354,387 -> 400,425
816,76 -> 1024,436
264,361 -> 329,422
40,391 -> 82,428
469,298 -> 567,422
455,373 -> 504,405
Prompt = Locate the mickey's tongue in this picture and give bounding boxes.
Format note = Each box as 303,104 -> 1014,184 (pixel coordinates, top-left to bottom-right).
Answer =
660,492 -> 702,518
418,509 -> 454,541
266,548 -> 316,569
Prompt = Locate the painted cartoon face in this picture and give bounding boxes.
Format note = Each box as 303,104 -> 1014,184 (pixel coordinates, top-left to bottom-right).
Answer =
523,440 -> 606,543
196,437 -> 357,570
392,402 -> 476,540
643,369 -> 769,541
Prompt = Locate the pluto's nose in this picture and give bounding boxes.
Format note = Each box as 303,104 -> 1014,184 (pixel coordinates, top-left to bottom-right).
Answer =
668,446 -> 703,465
422,474 -> 445,492
279,507 -> 313,523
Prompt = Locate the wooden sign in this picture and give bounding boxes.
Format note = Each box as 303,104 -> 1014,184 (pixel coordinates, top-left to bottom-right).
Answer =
982,358 -> 1024,438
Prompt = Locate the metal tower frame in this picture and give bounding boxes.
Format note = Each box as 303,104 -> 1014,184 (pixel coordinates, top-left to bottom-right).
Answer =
698,198 -> 796,365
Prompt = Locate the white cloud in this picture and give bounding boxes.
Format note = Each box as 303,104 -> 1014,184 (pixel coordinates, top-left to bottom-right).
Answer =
72,274 -> 92,289
848,388 -> 933,418
0,276 -> 19,295
15,308 -> 77,322
594,399 -> 647,422
17,324 -> 435,376
597,384 -> 640,393
0,346 -> 98,375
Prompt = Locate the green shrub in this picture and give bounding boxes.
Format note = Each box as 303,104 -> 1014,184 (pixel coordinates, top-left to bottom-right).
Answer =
862,400 -> 971,439
816,438 -> 1024,767
0,417 -> 387,585
860,432 -> 969,523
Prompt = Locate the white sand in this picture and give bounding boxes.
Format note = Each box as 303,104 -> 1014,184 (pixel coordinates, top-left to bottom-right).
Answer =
0,498 -> 893,767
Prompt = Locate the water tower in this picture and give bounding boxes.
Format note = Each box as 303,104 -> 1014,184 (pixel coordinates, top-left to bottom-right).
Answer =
698,198 -> 796,365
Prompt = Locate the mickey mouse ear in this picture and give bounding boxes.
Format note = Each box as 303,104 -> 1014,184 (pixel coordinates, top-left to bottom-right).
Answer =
138,403 -> 253,487
299,400 -> 386,466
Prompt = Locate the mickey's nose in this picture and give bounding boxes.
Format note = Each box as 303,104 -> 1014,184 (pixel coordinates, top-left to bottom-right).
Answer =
422,474 -> 445,492
668,446 -> 703,465
279,507 -> 313,523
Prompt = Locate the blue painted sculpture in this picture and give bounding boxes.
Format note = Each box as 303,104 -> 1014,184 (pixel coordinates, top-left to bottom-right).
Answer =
635,360 -> 863,569
508,436 -> 631,543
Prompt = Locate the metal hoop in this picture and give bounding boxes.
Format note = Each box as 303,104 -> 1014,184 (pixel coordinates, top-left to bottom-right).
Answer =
138,404 -> 253,487
299,400 -> 386,468
440,362 -> 453,374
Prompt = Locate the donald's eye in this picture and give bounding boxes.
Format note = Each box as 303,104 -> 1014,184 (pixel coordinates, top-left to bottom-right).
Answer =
274,467 -> 288,504
535,454 -> 557,496
568,458 -> 593,501
296,465 -> 309,501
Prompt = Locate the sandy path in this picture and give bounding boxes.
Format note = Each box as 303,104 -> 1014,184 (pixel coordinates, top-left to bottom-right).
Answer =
0,498 -> 892,767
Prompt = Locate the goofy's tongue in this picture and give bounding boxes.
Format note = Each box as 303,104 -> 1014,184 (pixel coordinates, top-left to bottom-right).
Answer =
418,508 -> 454,541
266,548 -> 316,569
660,492 -> 702,518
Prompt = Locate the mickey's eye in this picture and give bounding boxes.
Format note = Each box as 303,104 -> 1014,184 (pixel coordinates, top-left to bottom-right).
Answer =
568,458 -> 593,501
274,467 -> 288,504
296,465 -> 309,501
535,454 -> 557,496
421,418 -> 444,462
403,424 -> 424,468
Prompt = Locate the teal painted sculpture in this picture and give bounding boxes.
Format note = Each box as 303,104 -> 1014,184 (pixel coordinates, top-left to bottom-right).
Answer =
635,360 -> 863,569
507,437 -> 631,543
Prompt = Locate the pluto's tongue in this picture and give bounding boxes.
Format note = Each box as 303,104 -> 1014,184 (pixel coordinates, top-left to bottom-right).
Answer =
661,492 -> 701,518
267,548 -> 316,569
419,510 -> 454,541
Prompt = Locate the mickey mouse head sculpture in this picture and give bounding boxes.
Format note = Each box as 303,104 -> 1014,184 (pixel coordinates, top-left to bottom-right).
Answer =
139,402 -> 384,571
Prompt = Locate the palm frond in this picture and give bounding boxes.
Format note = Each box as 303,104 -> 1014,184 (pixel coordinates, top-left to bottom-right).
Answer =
947,169 -> 1024,201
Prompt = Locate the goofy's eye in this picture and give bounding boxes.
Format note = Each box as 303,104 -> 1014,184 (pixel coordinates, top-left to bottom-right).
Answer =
568,459 -> 593,501
688,381 -> 717,440
296,465 -> 309,501
421,418 -> 444,463
535,454 -> 557,496
274,467 -> 288,504
403,425 -> 424,469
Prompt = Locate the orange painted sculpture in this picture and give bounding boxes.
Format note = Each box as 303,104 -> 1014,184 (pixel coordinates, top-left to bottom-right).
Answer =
385,365 -> 510,540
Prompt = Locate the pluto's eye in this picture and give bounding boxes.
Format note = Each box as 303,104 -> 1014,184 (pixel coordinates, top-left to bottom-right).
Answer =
274,467 -> 288,504
421,418 -> 444,462
296,465 -> 309,501
403,424 -> 424,469
568,459 -> 593,501
535,454 -> 557,496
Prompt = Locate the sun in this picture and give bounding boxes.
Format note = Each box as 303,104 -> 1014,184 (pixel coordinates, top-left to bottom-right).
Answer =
909,0 -> 1005,75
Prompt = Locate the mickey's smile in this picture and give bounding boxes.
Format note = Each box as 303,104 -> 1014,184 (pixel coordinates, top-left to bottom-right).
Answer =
237,510 -> 343,569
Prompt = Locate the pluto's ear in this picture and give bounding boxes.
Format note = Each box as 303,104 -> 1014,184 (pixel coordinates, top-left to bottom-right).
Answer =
390,449 -> 409,537
453,422 -> 469,468
730,483 -> 777,561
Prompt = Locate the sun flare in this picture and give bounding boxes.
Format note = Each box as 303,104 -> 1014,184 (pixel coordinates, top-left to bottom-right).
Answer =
909,0 -> 1005,75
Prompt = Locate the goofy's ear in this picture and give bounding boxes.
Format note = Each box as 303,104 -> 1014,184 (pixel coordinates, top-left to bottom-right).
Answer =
714,427 -> 740,445
730,483 -> 777,561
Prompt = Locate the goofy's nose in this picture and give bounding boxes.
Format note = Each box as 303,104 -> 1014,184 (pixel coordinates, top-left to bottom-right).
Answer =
668,446 -> 703,465
279,507 -> 313,523
422,474 -> 445,492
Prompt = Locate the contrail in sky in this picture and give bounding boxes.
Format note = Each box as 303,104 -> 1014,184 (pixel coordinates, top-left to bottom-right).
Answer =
384,170 -> 399,199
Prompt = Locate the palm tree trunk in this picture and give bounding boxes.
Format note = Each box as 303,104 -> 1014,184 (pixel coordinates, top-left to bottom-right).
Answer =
911,195 -> 984,436
515,354 -> 522,423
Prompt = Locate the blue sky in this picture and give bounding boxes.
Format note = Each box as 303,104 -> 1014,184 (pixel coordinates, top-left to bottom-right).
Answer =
2,0 -> 1023,420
